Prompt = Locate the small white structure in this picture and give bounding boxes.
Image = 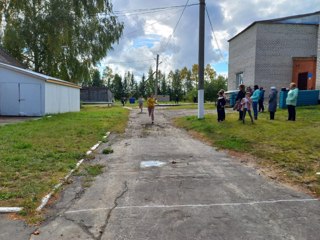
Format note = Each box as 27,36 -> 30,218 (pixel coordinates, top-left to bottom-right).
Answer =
0,62 -> 80,116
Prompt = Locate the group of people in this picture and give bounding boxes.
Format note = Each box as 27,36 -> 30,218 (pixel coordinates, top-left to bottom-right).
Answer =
231,82 -> 298,123
135,82 -> 299,125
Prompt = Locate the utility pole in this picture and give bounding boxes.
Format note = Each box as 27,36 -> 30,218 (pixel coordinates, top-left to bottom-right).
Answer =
155,54 -> 159,98
198,0 -> 205,119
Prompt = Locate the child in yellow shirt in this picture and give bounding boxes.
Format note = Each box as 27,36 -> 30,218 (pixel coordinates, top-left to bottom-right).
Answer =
147,94 -> 157,124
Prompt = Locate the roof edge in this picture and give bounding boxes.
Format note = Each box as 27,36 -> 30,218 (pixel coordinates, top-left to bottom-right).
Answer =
228,10 -> 320,42
0,62 -> 80,89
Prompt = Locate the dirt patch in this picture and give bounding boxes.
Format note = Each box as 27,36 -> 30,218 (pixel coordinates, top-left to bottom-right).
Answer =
225,149 -> 320,198
0,117 -> 40,126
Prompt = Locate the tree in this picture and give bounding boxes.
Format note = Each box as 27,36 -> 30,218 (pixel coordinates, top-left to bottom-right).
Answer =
1,0 -> 123,83
112,74 -> 123,100
205,64 -> 216,81
159,72 -> 167,95
102,66 -> 114,88
191,64 -> 199,88
172,69 -> 183,101
139,74 -> 146,97
129,73 -> 137,97
146,67 -> 155,96
91,69 -> 103,87
180,66 -> 193,94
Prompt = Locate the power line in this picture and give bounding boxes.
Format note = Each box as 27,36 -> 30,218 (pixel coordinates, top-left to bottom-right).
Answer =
159,0 -> 192,54
121,8 -> 183,38
205,6 -> 224,60
113,4 -> 198,16
105,59 -> 154,64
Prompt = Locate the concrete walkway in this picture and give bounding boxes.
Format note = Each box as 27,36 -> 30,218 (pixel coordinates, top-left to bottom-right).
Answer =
15,108 -> 320,239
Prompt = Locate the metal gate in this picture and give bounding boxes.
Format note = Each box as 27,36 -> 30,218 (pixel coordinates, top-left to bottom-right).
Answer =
0,83 -> 41,116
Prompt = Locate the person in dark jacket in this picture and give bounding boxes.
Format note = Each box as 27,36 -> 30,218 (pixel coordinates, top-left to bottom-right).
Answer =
217,90 -> 226,122
258,87 -> 265,112
268,86 -> 278,120
235,84 -> 246,120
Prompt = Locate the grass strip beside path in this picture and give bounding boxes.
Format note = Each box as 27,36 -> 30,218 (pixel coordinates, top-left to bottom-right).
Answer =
174,105 -> 320,196
0,106 -> 128,219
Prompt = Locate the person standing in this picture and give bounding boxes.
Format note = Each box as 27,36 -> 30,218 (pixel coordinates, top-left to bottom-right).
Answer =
138,96 -> 144,113
235,84 -> 246,120
268,86 -> 278,120
175,95 -> 179,104
246,86 -> 253,96
121,97 -> 126,106
250,85 -> 260,120
286,82 -> 299,121
258,87 -> 265,112
217,90 -> 226,122
241,92 -> 254,124
147,94 -> 157,124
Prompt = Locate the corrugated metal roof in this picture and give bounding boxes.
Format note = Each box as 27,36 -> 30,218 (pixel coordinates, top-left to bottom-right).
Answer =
228,10 -> 320,42
0,62 -> 80,89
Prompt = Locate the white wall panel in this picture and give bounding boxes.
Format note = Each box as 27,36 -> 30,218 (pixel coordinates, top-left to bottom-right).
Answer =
45,83 -> 80,114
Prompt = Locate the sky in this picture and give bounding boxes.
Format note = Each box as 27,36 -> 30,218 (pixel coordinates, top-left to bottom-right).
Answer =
99,0 -> 319,79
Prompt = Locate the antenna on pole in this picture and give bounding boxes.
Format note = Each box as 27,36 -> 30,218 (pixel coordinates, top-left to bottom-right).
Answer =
198,0 -> 205,119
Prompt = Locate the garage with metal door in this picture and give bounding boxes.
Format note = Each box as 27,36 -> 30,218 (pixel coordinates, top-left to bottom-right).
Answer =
0,62 -> 80,116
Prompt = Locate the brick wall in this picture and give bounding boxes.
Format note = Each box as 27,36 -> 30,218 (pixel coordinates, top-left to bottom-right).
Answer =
316,24 -> 320,91
255,23 -> 318,94
228,23 -> 318,97
228,25 -> 257,91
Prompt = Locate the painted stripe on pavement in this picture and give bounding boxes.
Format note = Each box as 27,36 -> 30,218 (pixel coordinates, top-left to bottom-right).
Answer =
65,198 -> 319,214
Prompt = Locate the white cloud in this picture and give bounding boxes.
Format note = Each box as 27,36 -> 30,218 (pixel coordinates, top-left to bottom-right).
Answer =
144,20 -> 173,38
100,0 -> 320,79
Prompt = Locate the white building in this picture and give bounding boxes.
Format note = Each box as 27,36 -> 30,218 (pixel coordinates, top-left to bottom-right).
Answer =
228,11 -> 320,93
0,62 -> 80,116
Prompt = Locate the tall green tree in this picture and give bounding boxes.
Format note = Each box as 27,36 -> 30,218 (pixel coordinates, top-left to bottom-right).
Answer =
180,66 -> 193,94
139,74 -> 146,97
91,69 -> 103,87
172,69 -> 183,100
159,72 -> 167,95
1,0 -> 123,82
102,66 -> 114,88
146,67 -> 155,96
112,74 -> 123,100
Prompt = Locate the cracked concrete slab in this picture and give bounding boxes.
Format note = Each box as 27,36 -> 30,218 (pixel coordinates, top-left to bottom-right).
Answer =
29,108 -> 320,240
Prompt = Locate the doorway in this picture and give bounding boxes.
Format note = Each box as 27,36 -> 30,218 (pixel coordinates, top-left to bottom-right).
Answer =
298,72 -> 308,90
0,83 -> 42,116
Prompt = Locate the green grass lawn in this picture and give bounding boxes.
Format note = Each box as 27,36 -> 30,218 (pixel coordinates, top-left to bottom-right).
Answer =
174,105 -> 320,196
164,102 -> 215,110
0,106 -> 128,219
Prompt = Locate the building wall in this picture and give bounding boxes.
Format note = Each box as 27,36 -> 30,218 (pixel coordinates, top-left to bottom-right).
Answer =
255,23 -> 318,93
0,66 -> 45,116
45,83 -> 80,114
80,87 -> 112,102
316,24 -> 320,91
292,57 -> 317,90
228,25 -> 257,90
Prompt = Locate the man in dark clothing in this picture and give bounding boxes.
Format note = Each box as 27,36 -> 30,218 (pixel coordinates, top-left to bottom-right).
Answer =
258,87 -> 265,112
235,84 -> 246,120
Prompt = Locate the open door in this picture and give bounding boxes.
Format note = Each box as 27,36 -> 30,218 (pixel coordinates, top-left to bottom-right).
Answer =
298,72 -> 308,90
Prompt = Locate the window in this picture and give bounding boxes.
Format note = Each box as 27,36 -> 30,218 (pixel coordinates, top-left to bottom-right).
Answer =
236,72 -> 244,87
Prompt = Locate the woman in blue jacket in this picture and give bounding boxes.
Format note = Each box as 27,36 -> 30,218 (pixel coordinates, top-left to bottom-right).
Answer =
286,83 -> 299,121
250,85 -> 260,120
